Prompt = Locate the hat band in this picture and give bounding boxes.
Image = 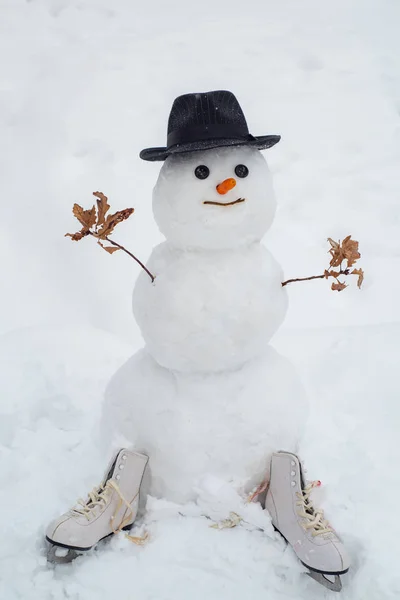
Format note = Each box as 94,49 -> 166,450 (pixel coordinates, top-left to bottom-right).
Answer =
167,123 -> 249,148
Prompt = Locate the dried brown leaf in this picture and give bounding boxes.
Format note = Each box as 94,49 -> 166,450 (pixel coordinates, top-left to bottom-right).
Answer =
327,235 -> 361,269
97,240 -> 120,254
247,478 -> 269,503
331,281 -> 347,292
328,237 -> 345,268
210,512 -> 243,530
72,203 -> 96,229
327,237 -> 340,250
65,193 -> 154,281
324,269 -> 341,279
125,531 -> 149,546
351,268 -> 364,289
342,235 -> 361,268
65,229 -> 90,241
328,238 -> 343,267
93,191 -> 110,228
97,208 -> 134,239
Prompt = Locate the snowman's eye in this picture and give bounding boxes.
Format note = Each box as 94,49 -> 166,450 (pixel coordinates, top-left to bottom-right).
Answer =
194,165 -> 210,180
235,164 -> 249,178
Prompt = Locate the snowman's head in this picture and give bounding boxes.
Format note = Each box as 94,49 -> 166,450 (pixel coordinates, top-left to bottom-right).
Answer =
152,146 -> 276,250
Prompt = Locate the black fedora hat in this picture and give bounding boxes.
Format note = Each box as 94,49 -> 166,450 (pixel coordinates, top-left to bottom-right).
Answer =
140,90 -> 280,162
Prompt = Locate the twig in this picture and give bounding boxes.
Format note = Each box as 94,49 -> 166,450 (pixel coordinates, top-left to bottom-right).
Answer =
66,193 -> 156,283
281,236 -> 364,292
89,232 -> 155,282
282,269 -> 350,287
203,198 -> 245,207
282,274 -> 325,287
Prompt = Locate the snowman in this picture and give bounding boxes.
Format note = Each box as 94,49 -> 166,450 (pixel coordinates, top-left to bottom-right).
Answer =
46,91 -> 350,591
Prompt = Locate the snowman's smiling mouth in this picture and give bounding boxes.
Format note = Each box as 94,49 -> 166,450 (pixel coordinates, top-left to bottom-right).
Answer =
203,198 -> 246,207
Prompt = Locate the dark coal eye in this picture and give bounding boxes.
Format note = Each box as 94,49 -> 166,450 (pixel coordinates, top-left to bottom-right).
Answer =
235,164 -> 249,178
194,165 -> 210,180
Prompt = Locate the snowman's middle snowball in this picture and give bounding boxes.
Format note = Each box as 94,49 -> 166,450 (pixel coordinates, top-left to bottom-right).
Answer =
133,243 -> 287,373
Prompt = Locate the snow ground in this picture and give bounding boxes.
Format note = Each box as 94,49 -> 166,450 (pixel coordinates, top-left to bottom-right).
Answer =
1,324 -> 399,599
1,0 -> 400,599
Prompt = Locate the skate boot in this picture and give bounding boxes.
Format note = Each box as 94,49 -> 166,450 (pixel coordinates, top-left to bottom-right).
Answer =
46,448 -> 149,564
265,451 -> 350,592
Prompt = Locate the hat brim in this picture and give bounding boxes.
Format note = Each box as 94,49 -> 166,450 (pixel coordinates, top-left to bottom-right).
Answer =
140,135 -> 280,162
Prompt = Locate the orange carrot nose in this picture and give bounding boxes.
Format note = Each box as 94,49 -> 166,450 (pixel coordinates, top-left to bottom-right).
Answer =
216,178 -> 236,195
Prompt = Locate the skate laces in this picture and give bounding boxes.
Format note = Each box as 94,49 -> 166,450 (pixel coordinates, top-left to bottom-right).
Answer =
104,480 -> 148,545
71,483 -> 112,520
71,479 -> 136,525
71,480 -> 148,545
296,481 -> 333,536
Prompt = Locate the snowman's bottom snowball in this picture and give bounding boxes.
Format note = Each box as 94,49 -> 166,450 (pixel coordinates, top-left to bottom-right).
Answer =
101,347 -> 308,503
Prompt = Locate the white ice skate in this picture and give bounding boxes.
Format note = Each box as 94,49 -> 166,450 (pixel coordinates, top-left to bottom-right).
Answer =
265,451 -> 350,592
46,448 -> 149,564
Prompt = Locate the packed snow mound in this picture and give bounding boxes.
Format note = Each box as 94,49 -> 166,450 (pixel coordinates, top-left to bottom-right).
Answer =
101,346 -> 307,502
0,324 -> 399,599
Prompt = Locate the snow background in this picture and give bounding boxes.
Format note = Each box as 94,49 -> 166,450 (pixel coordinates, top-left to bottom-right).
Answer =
1,0 -> 400,598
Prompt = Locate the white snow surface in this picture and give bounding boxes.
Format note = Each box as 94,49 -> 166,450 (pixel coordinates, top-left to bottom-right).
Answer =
1,324 -> 399,599
1,0 -> 400,599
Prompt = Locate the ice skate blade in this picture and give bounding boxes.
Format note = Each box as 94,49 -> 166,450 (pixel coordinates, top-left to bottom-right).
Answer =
307,571 -> 342,592
46,522 -> 134,565
47,544 -> 81,565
